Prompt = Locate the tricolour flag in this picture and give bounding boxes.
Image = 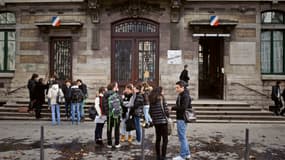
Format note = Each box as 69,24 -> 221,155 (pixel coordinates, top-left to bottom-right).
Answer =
52,16 -> 60,27
210,15 -> 219,26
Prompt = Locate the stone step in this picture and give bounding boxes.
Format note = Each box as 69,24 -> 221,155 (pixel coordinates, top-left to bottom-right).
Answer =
1,116 -> 285,124
191,115 -> 285,121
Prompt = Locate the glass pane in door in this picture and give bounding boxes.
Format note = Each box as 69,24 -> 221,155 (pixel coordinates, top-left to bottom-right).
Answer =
138,40 -> 156,81
114,40 -> 132,82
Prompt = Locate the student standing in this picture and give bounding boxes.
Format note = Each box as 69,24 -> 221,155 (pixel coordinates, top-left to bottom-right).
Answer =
149,86 -> 169,160
47,82 -> 64,125
94,87 -> 107,145
172,81 -> 191,160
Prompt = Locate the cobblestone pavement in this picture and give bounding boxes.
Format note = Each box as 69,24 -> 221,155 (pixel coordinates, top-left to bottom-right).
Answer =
0,121 -> 285,160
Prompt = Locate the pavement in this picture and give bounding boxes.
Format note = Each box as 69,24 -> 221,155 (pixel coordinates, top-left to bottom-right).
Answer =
0,120 -> 285,160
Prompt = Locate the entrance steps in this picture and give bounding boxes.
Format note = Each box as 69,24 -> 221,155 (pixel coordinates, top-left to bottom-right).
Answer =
0,100 -> 285,123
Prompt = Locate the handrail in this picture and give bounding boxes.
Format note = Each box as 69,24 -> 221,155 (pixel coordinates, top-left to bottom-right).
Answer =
6,85 -> 27,95
231,82 -> 270,99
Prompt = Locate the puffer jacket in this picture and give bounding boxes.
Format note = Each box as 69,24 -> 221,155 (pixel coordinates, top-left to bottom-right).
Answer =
149,97 -> 169,125
47,84 -> 64,105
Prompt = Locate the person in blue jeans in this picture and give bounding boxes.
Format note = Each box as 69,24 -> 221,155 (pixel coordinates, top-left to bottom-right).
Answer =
130,83 -> 144,145
70,82 -> 84,125
47,82 -> 64,125
171,81 -> 191,160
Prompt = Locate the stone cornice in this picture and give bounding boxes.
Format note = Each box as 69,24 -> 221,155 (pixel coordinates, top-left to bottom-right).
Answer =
0,0 -> 84,4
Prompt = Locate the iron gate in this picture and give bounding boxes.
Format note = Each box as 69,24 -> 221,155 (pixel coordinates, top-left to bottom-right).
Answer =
50,38 -> 72,81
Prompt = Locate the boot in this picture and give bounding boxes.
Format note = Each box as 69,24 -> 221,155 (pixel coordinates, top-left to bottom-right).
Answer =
120,135 -> 126,142
128,135 -> 133,143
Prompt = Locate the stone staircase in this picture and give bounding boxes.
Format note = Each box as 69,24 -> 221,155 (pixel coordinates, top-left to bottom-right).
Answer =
0,100 -> 285,123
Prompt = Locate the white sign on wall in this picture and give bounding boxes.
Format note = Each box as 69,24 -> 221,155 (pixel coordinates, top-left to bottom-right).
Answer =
230,42 -> 256,65
167,50 -> 182,64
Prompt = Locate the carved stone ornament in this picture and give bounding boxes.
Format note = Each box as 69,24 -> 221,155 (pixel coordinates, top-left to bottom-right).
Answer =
106,0 -> 165,18
88,0 -> 100,23
170,0 -> 181,23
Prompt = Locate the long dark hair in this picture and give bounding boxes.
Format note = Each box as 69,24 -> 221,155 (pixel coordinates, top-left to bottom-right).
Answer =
149,86 -> 164,105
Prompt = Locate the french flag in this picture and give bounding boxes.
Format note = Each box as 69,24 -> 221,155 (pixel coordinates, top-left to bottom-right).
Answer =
210,15 -> 219,26
52,16 -> 60,27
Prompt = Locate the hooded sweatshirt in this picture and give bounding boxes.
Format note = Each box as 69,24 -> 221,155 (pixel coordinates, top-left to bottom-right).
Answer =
47,84 -> 64,105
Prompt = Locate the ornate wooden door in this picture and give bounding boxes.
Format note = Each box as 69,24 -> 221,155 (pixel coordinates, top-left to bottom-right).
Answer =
111,19 -> 159,89
50,37 -> 72,81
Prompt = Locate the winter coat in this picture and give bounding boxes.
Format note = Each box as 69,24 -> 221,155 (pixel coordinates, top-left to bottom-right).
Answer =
27,79 -> 37,100
47,84 -> 64,105
33,82 -> 48,106
149,97 -> 169,125
179,69 -> 190,84
79,83 -> 88,99
70,85 -> 84,103
172,89 -> 191,120
131,92 -> 144,117
142,90 -> 151,106
62,85 -> 72,103
95,94 -> 105,116
122,93 -> 132,119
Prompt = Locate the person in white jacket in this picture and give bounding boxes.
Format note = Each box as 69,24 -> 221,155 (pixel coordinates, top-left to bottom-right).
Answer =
47,82 -> 64,125
94,87 -> 107,145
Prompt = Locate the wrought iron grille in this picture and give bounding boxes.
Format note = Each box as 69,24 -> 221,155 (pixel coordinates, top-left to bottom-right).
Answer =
51,38 -> 72,81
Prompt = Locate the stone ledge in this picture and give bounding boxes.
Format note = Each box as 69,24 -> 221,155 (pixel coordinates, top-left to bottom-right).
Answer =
262,75 -> 285,80
0,72 -> 15,78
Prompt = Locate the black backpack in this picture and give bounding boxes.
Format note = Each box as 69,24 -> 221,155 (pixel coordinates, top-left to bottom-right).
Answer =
72,88 -> 84,102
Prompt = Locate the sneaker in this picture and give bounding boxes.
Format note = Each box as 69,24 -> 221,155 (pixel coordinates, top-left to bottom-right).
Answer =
127,135 -> 133,143
120,135 -> 126,142
106,144 -> 112,148
115,144 -> 121,148
132,141 -> 141,145
186,155 -> 191,160
172,156 -> 185,160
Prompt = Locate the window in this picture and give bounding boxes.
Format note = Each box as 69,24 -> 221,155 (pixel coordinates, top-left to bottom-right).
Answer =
261,11 -> 285,74
0,12 -> 16,72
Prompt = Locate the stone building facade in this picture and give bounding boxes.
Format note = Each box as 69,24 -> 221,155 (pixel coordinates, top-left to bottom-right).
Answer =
0,0 -> 285,108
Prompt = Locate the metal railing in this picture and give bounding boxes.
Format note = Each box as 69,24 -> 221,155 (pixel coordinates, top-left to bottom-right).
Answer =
6,85 -> 27,95
231,82 -> 270,99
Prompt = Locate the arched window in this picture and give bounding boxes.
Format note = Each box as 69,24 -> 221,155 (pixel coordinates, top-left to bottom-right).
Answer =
0,12 -> 16,24
261,11 -> 285,74
114,21 -> 157,33
0,12 -> 16,72
261,11 -> 284,24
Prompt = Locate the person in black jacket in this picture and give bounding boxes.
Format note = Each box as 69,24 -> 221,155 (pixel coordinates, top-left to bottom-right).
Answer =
172,80 -> 191,160
62,80 -> 72,118
271,81 -> 282,115
179,64 -> 190,86
77,79 -> 88,120
33,78 -> 48,119
131,83 -> 144,145
280,86 -> 285,116
27,73 -> 39,112
149,86 -> 169,160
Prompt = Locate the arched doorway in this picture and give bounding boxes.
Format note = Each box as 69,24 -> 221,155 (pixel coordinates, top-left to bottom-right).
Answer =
111,19 -> 159,89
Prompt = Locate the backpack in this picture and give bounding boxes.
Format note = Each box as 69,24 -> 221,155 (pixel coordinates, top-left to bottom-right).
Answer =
108,93 -> 122,119
72,88 -> 84,102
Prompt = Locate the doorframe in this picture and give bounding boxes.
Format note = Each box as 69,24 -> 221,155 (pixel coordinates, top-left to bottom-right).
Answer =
198,37 -> 225,99
111,18 -> 160,87
49,37 -> 73,80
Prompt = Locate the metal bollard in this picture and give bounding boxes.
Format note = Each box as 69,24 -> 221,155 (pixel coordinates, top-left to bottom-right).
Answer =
141,126 -> 145,160
40,125 -> 44,160
244,128 -> 249,160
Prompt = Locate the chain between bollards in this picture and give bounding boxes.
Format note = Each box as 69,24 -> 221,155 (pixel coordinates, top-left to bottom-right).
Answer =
40,125 -> 44,160
245,128 -> 249,160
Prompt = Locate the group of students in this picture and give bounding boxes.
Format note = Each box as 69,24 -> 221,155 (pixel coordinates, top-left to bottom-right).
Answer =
27,73 -> 88,125
93,80 -> 192,160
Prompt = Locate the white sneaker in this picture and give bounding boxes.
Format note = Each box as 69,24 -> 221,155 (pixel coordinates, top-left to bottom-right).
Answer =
106,144 -> 112,148
115,144 -> 121,148
186,155 -> 191,159
172,156 -> 185,160
132,141 -> 141,145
